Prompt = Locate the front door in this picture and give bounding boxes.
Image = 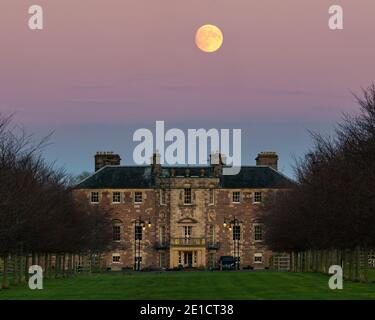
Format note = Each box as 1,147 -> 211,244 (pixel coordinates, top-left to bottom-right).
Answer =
184,252 -> 193,267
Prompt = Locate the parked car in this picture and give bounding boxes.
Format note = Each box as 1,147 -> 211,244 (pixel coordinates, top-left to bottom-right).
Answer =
219,256 -> 235,270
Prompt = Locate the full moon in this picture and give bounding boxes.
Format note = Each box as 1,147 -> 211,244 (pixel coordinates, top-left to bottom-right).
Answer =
195,24 -> 223,53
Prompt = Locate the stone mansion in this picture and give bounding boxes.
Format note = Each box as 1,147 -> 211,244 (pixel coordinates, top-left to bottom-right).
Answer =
74,151 -> 292,270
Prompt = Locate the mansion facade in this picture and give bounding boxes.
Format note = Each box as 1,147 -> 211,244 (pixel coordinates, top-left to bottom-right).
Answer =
74,151 -> 292,270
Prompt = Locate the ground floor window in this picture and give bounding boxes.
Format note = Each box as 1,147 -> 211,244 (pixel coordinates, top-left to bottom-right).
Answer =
254,253 -> 263,263
159,252 -> 166,268
112,253 -> 121,263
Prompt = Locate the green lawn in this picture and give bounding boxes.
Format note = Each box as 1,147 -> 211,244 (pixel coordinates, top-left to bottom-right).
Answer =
0,271 -> 374,300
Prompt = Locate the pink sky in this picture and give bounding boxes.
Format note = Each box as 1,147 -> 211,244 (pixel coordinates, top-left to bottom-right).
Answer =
0,0 -> 374,175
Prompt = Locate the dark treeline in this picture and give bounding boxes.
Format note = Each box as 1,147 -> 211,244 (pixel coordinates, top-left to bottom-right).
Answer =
260,85 -> 375,281
0,114 -> 112,289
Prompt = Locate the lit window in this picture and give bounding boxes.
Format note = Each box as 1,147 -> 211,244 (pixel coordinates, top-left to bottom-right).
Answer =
160,189 -> 166,205
254,253 -> 263,263
134,192 -> 143,203
254,225 -> 263,241
209,189 -> 215,205
254,191 -> 262,203
232,191 -> 241,203
112,192 -> 121,203
184,188 -> 192,204
112,253 -> 120,263
233,225 -> 241,240
90,192 -> 99,203
113,225 -> 121,241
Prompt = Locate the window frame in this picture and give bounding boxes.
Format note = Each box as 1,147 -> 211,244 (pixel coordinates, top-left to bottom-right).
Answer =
233,225 -> 241,240
209,188 -> 215,205
254,253 -> 263,264
135,225 -> 143,240
253,191 -> 262,204
112,253 -> 121,263
184,188 -> 192,205
112,225 -> 121,242
112,191 -> 121,204
134,191 -> 143,204
254,224 -> 263,242
232,191 -> 241,203
160,189 -> 166,205
90,191 -> 99,204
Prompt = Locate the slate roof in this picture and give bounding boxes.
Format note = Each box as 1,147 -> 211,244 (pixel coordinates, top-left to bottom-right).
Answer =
75,165 -> 293,189
219,166 -> 292,189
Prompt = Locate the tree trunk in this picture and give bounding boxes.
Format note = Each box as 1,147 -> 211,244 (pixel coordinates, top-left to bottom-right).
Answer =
19,255 -> 26,284
1,255 -> 10,289
362,248 -> 369,283
44,253 -> 48,279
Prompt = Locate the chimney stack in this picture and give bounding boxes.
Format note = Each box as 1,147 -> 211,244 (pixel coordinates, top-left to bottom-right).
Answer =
256,152 -> 278,170
210,152 -> 226,177
151,152 -> 161,176
95,152 -> 121,171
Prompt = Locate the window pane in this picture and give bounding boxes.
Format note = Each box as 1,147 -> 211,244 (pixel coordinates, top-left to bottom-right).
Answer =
112,192 -> 121,203
113,225 -> 121,241
233,225 -> 241,240
91,192 -> 99,203
232,192 -> 240,203
135,225 -> 143,240
254,225 -> 263,241
184,188 -> 192,204
134,192 -> 143,203
254,192 -> 262,203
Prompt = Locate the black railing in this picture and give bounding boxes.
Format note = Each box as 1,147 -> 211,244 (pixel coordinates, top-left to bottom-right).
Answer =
207,241 -> 220,249
154,241 -> 169,249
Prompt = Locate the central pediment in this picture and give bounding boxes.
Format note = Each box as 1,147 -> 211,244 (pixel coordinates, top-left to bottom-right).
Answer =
177,217 -> 198,224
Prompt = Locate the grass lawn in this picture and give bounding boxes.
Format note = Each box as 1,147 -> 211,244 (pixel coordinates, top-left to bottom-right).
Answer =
0,271 -> 375,300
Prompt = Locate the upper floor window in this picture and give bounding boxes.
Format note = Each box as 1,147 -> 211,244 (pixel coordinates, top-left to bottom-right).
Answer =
254,224 -> 263,241
159,225 -> 166,244
209,189 -> 215,205
113,225 -> 121,241
134,191 -> 143,203
232,191 -> 241,203
90,192 -> 99,203
208,225 -> 215,244
184,188 -> 192,204
135,225 -> 143,240
233,225 -> 241,240
254,191 -> 262,203
160,189 -> 166,205
183,226 -> 192,238
112,192 -> 121,204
